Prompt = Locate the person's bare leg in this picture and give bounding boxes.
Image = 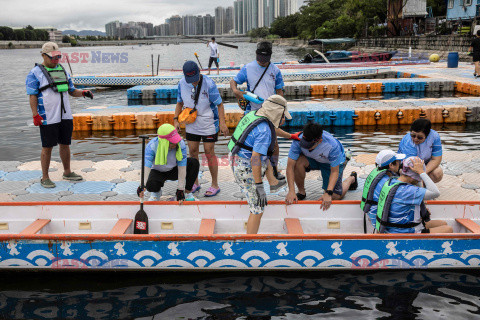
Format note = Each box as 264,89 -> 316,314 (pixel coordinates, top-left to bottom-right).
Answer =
294,155 -> 308,196
429,225 -> 453,233
265,162 -> 278,186
475,61 -> 480,75
41,147 -> 53,181
187,140 -> 201,186
428,166 -> 443,183
59,144 -> 72,176
337,175 -> 355,199
203,142 -> 219,192
425,220 -> 448,228
247,212 -> 263,234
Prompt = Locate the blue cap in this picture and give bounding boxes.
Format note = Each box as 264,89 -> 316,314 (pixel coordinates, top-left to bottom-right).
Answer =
183,60 -> 200,83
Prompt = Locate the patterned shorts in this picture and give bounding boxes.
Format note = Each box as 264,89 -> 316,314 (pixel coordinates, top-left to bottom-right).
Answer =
231,156 -> 267,215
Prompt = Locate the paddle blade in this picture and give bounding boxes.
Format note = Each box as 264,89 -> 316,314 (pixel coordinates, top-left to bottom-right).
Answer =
134,209 -> 149,234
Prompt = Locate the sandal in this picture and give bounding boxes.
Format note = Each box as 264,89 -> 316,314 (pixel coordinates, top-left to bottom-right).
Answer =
204,187 -> 220,197
191,184 -> 201,193
296,192 -> 306,200
349,171 -> 358,190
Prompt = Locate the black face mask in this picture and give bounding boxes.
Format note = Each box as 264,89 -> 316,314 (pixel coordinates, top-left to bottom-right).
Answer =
300,137 -> 316,149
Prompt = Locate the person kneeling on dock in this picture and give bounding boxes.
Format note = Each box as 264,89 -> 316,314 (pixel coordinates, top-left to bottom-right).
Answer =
375,156 -> 452,234
361,150 -> 405,232
229,95 -> 292,234
138,124 -> 199,202
285,122 -> 357,210
398,119 -> 443,183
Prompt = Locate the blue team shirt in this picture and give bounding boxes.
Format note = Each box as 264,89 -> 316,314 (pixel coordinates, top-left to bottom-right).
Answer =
288,131 -> 345,168
26,64 -> 76,124
398,129 -> 442,162
234,61 -> 284,111
236,121 -> 272,162
382,178 -> 427,233
145,137 -> 187,172
177,75 -> 222,136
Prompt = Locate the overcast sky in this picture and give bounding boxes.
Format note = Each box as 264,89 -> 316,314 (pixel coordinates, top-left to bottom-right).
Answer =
2,0 -> 308,31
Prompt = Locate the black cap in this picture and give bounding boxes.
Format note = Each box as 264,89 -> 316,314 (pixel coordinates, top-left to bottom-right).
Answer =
211,37 -> 215,41
256,41 -> 272,56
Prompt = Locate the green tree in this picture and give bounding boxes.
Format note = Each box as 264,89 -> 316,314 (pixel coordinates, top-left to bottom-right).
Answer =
25,25 -> 34,30
33,29 -> 47,41
270,13 -> 300,38
0,27 -> 15,40
248,27 -> 270,38
296,0 -> 343,39
24,29 -> 35,40
0,32 -> 3,40
62,35 -> 71,43
14,29 -> 25,41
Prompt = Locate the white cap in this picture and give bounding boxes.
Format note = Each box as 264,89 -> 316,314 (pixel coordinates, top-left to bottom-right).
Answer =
375,149 -> 406,167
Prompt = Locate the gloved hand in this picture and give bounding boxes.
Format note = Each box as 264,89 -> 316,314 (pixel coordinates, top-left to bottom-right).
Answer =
33,114 -> 43,126
176,189 -> 185,201
137,186 -> 145,197
290,131 -> 301,141
255,182 -> 268,207
82,90 -> 94,99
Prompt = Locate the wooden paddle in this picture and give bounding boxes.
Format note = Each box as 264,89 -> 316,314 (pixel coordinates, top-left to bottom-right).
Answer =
134,135 -> 149,234
182,34 -> 238,49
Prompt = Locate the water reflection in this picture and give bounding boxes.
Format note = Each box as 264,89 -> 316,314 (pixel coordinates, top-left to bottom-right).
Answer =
0,271 -> 479,319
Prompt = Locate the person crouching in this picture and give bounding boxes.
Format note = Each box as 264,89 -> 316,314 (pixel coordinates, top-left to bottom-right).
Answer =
138,124 -> 199,202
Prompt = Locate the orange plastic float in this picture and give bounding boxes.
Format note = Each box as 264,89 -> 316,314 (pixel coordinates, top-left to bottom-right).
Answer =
72,113 -> 93,132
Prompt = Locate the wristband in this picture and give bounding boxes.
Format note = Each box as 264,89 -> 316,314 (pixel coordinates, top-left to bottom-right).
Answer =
326,190 -> 333,196
173,117 -> 178,120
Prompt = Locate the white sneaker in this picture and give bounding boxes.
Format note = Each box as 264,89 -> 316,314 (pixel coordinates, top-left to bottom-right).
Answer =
148,191 -> 162,201
185,193 -> 197,201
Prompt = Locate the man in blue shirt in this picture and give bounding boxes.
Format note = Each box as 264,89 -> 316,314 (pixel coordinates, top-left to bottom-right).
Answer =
230,95 -> 292,234
26,42 -> 93,189
229,41 -> 296,181
398,118 -> 443,182
285,122 -> 357,210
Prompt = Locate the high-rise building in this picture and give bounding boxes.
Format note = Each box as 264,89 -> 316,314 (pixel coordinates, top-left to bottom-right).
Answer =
168,15 -> 183,36
196,15 -> 204,35
203,14 -> 215,35
215,6 -> 225,35
234,0 -> 244,34
225,6 -> 234,34
105,21 -> 121,38
183,15 -> 197,35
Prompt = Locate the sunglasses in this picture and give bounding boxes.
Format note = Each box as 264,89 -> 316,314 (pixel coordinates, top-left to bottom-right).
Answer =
44,53 -> 62,60
410,133 -> 425,140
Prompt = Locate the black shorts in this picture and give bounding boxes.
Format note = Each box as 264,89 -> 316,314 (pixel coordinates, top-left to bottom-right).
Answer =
473,54 -> 480,62
208,57 -> 219,68
186,132 -> 218,143
39,119 -> 73,148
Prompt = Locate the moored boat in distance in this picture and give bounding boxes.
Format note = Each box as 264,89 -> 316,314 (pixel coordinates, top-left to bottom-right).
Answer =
299,50 -> 398,64
0,201 -> 479,271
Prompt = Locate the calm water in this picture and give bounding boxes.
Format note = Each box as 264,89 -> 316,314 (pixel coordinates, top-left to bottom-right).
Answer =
2,44 -> 480,319
1,271 -> 480,319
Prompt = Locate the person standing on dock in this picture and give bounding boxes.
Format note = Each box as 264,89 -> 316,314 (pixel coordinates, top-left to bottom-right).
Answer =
229,95 -> 292,234
26,42 -> 93,188
207,37 -> 219,75
285,122 -> 358,210
469,30 -> 480,78
398,119 -> 443,183
230,41 -> 295,182
174,61 -> 228,197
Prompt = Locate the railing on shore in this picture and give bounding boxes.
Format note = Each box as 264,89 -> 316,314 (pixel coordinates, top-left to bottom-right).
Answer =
356,35 -> 474,52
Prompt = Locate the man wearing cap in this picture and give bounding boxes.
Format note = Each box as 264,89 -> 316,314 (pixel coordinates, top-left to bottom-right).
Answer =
375,156 -> 452,234
228,95 -> 292,234
207,37 -> 219,75
285,122 -> 357,210
174,61 -> 228,197
230,41 -> 294,181
26,42 -> 93,188
140,123 -> 200,201
361,149 -> 405,230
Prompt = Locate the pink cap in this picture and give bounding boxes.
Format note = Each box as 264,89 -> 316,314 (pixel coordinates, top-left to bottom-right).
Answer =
401,156 -> 425,182
158,128 -> 182,144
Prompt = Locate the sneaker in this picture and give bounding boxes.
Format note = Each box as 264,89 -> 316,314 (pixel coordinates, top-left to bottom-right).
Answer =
349,171 -> 358,191
148,191 -> 162,201
185,193 -> 197,201
275,172 -> 286,181
269,178 -> 287,193
63,172 -> 83,181
40,179 -> 56,188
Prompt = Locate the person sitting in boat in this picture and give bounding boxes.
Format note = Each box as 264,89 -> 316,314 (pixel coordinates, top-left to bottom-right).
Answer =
229,95 -> 292,234
285,122 -> 357,210
174,60 -> 228,198
376,156 -> 452,234
138,124 -> 200,202
398,119 -> 443,183
361,149 -> 406,229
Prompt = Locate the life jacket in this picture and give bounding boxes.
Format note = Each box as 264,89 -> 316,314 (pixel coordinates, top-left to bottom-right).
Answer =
376,178 -> 422,233
228,110 -> 276,157
360,168 -> 388,214
35,63 -> 69,117
36,63 -> 69,93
